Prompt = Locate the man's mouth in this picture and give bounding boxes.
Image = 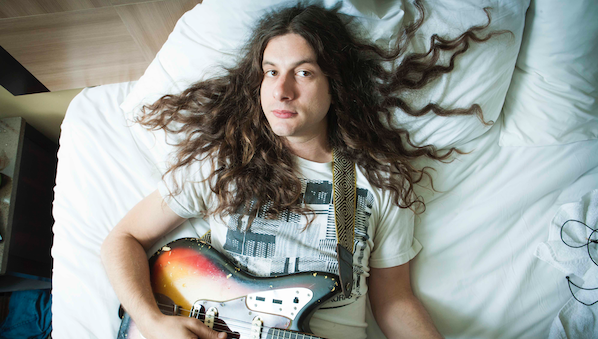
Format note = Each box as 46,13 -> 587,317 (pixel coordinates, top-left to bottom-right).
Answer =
272,110 -> 297,118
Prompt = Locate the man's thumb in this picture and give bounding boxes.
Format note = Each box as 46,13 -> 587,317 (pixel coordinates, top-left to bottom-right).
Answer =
188,318 -> 228,339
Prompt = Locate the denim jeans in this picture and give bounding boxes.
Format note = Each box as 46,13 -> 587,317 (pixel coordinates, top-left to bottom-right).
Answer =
0,289 -> 51,339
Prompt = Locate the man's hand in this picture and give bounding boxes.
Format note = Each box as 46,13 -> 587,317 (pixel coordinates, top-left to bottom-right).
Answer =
102,190 -> 220,339
139,314 -> 228,339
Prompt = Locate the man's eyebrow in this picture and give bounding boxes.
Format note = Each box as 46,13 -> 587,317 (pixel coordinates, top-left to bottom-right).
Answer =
262,59 -> 317,68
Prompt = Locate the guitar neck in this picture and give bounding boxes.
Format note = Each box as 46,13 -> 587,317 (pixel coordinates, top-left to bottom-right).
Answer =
266,328 -> 325,339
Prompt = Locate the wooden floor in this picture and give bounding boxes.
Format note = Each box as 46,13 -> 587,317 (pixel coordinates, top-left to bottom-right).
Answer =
0,0 -> 201,92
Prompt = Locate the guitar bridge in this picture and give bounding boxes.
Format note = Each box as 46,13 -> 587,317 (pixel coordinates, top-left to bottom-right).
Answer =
189,304 -> 204,319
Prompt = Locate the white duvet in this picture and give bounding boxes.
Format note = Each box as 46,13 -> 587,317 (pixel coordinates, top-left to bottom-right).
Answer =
51,0 -> 598,338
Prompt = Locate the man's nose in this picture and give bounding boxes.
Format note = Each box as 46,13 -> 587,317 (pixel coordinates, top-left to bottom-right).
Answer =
273,73 -> 295,101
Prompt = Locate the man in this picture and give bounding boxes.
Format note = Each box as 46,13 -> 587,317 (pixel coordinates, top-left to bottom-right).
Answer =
102,3 -> 495,338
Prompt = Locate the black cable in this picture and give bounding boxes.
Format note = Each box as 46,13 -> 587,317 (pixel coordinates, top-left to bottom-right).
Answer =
560,219 -> 598,306
566,276 -> 598,306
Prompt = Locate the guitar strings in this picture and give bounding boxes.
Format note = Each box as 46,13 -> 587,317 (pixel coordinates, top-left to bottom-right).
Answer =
207,323 -> 319,339
157,301 -> 266,327
155,301 -> 289,335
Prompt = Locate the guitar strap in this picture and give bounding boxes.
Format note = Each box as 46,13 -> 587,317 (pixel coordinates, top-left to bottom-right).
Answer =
199,148 -> 357,298
332,147 -> 356,298
200,229 -> 212,243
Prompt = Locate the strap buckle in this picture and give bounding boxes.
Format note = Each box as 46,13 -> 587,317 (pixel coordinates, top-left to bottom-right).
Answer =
336,243 -> 353,297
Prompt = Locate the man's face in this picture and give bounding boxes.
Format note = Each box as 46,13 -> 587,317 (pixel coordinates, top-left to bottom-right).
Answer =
260,33 -> 332,146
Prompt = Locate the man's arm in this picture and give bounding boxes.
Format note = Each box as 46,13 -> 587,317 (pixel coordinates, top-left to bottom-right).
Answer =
100,189 -> 225,339
369,262 -> 443,339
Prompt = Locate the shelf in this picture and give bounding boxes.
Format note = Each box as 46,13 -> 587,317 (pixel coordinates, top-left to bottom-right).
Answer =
0,117 -> 57,291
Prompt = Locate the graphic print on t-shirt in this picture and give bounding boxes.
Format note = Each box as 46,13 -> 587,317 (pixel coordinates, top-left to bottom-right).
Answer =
222,179 -> 373,301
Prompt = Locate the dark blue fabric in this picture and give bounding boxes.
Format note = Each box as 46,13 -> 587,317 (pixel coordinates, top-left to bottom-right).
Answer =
0,289 -> 52,339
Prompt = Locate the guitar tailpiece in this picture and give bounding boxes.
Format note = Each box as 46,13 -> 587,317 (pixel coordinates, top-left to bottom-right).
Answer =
189,305 -> 201,319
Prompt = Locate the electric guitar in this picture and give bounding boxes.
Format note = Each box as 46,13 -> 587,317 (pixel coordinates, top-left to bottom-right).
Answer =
117,238 -> 340,339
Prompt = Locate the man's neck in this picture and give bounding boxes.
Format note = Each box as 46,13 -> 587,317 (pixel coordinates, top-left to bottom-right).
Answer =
285,136 -> 332,163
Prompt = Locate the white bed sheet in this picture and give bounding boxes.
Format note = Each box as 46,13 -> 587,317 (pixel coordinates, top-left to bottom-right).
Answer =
52,81 -> 598,338
51,82 -> 209,339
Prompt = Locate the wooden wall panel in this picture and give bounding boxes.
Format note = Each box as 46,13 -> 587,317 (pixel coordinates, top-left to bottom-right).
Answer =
0,0 -> 201,91
0,7 -> 149,91
109,0 -> 158,5
0,0 -> 112,19
116,0 -> 201,61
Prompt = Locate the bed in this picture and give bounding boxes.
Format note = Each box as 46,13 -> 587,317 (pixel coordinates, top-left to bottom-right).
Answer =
51,0 -> 598,338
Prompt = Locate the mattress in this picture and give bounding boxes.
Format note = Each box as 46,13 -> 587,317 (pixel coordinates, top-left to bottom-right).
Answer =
51,0 -> 598,338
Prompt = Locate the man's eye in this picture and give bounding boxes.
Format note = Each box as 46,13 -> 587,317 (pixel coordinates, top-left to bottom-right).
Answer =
265,70 -> 277,76
297,70 -> 311,77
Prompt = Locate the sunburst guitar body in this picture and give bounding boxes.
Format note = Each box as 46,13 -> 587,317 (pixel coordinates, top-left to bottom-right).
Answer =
117,238 -> 340,339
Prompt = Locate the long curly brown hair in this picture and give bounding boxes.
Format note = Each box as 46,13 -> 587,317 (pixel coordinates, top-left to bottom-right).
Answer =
138,1 -> 507,224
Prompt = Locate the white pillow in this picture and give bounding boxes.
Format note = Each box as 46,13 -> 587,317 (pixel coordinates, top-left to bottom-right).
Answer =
499,0 -> 598,147
121,0 -> 528,169
390,0 -> 527,148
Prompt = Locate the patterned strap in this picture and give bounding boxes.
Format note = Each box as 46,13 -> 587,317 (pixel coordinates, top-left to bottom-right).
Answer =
200,230 -> 212,244
332,147 -> 357,298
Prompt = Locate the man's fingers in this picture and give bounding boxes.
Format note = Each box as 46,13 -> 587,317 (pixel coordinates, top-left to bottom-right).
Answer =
184,317 -> 228,339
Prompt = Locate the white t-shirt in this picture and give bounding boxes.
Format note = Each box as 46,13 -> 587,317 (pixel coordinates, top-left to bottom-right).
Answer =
158,156 -> 422,339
